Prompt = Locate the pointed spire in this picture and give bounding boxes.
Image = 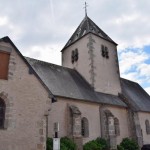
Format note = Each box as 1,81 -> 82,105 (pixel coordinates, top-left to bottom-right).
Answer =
62,16 -> 117,51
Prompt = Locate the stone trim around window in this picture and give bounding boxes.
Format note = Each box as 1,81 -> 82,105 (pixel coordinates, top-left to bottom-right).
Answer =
81,117 -> 89,138
0,91 -> 13,129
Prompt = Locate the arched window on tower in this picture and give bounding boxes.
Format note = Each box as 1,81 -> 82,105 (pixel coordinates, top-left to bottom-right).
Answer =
0,98 -> 5,128
81,117 -> 89,137
114,117 -> 120,136
145,120 -> 150,134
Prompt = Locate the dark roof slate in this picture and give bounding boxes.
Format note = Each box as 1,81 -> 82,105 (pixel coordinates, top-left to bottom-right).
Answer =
121,78 -> 150,112
62,16 -> 117,51
26,57 -> 126,107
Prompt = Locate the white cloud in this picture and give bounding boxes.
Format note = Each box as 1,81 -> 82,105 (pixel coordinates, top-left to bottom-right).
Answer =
137,63 -> 150,79
119,49 -> 149,74
145,87 -> 150,96
121,72 -> 141,83
24,44 -> 62,65
113,13 -> 140,25
119,48 -> 150,88
0,16 -> 8,26
0,0 -> 150,92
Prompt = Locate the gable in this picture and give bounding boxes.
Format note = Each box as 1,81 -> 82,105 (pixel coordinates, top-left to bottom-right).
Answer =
0,36 -> 53,98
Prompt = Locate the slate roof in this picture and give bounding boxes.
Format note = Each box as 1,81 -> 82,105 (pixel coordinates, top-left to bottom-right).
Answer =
26,57 -> 126,107
62,16 -> 117,51
121,78 -> 150,112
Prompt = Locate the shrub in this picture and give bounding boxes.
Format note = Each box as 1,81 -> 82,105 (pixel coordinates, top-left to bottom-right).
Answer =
96,138 -> 109,150
47,137 -> 53,150
83,138 -> 108,150
117,145 -> 124,150
83,140 -> 102,150
46,137 -> 77,150
117,138 -> 139,150
60,137 -> 77,150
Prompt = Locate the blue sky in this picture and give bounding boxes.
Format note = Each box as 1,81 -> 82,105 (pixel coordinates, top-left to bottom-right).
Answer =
0,0 -> 150,95
118,47 -> 150,93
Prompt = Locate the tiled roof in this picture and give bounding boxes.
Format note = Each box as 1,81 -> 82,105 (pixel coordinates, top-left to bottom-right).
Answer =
62,16 -> 117,51
26,57 -> 126,107
121,78 -> 150,112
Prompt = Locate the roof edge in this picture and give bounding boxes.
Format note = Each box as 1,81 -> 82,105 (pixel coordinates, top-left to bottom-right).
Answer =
61,32 -> 118,52
55,95 -> 127,108
0,36 -> 54,98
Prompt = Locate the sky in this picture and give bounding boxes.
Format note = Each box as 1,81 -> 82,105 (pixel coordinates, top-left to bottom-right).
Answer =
0,0 -> 150,95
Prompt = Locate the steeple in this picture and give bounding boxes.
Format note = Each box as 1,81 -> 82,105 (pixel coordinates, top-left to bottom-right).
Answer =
61,15 -> 121,96
61,16 -> 117,51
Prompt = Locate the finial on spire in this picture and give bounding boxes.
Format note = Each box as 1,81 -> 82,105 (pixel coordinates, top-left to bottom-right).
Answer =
84,2 -> 88,16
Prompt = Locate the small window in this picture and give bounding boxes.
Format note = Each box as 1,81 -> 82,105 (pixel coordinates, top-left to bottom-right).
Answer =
114,117 -> 120,136
71,50 -> 75,64
0,98 -> 5,129
145,120 -> 150,134
81,117 -> 89,137
101,45 -> 109,59
0,51 -> 10,80
74,49 -> 78,61
105,46 -> 109,59
101,45 -> 105,57
71,49 -> 79,64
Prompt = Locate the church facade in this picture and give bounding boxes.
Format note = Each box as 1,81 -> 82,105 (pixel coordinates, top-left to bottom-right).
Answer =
0,15 -> 150,150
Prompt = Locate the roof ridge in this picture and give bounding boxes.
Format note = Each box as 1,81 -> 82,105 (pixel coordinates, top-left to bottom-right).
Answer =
25,56 -> 77,71
26,56 -> 62,66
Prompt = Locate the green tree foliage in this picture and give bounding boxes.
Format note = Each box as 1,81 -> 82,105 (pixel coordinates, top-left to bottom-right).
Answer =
117,145 -> 124,150
47,137 -> 53,150
117,138 -> 139,150
60,137 -> 77,150
83,138 -> 109,150
46,137 -> 77,150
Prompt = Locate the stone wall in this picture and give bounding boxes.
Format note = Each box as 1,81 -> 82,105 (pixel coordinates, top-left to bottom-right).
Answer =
100,105 -> 129,146
48,97 -> 129,148
48,97 -> 101,144
0,41 -> 51,150
62,33 -> 121,96
138,112 -> 150,145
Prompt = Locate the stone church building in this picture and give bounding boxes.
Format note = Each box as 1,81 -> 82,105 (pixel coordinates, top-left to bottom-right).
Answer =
0,15 -> 150,150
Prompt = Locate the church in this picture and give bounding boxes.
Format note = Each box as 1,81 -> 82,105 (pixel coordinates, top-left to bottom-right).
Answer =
0,13 -> 150,150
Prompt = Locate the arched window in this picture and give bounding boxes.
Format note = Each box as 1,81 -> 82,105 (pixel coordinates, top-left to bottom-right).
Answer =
104,109 -> 114,138
114,117 -> 120,136
145,120 -> 150,134
81,117 -> 89,137
0,98 -> 5,128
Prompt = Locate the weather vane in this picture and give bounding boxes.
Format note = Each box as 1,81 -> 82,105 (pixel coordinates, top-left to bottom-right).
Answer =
84,2 -> 88,16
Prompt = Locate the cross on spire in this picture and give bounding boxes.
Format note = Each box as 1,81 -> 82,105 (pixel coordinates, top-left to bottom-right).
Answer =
84,2 -> 88,16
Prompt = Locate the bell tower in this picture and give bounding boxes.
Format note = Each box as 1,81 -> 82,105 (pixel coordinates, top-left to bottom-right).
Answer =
61,16 -> 121,95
